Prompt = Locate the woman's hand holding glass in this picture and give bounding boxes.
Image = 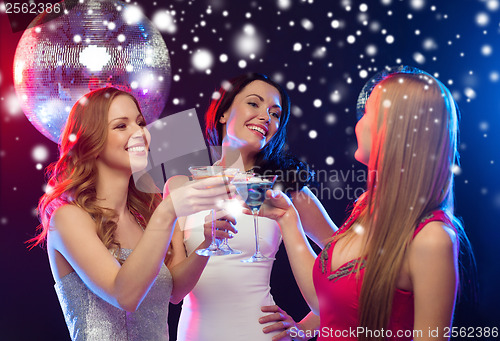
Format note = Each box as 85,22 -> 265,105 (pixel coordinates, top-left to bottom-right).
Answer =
245,189 -> 298,224
233,173 -> 278,262
163,176 -> 236,218
188,166 -> 240,256
202,210 -> 238,245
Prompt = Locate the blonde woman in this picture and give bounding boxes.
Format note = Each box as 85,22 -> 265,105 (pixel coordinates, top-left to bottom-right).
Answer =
256,67 -> 474,340
31,87 -> 234,340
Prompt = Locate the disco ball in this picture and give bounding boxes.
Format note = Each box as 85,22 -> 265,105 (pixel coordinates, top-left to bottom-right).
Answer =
13,0 -> 171,143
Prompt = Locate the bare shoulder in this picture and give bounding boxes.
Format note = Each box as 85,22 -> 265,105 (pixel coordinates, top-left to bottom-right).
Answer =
48,204 -> 102,273
51,204 -> 94,230
163,175 -> 190,198
49,204 -> 100,248
408,221 -> 459,326
412,221 -> 457,250
408,221 -> 458,271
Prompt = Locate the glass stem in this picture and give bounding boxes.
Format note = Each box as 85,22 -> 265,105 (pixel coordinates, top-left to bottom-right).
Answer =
210,209 -> 217,249
252,208 -> 260,255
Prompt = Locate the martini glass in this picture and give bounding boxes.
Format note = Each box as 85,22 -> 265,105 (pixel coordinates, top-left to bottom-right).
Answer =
188,166 -> 240,256
233,174 -> 278,262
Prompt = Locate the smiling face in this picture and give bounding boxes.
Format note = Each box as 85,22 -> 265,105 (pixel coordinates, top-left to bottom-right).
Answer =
355,85 -> 382,165
97,95 -> 150,174
219,80 -> 282,157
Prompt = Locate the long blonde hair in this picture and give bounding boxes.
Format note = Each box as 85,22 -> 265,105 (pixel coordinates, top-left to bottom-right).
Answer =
350,73 -> 464,339
31,88 -> 161,255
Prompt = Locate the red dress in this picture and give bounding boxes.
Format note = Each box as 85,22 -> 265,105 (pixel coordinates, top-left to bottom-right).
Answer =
312,206 -> 452,340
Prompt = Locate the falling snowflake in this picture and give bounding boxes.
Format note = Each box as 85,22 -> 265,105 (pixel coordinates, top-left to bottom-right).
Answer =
219,54 -> 228,62
464,87 -> 477,99
326,113 -> 337,125
486,0 -> 499,11
234,24 -> 263,57
410,0 -> 426,11
481,44 -> 493,56
475,12 -> 489,26
452,164 -> 462,175
153,10 -> 177,33
308,130 -> 318,139
291,105 -> 303,117
413,52 -> 426,64
365,44 -> 377,56
192,49 -> 214,71
32,145 -> 49,162
422,38 -> 438,50
312,46 -> 326,58
123,4 -> 143,25
6,94 -> 22,116
330,91 -> 341,103
301,18 -> 314,31
277,0 -> 292,10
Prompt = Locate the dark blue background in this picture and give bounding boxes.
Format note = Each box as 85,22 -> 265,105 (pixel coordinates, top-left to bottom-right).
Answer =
1,0 -> 499,340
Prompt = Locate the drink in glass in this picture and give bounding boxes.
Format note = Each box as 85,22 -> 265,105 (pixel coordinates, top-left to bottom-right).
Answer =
232,174 -> 278,262
188,166 -> 240,256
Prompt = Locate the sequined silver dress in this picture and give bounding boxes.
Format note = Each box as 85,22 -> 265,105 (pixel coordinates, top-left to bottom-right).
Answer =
54,249 -> 172,340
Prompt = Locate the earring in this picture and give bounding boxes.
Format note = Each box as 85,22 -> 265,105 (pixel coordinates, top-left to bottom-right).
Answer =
219,116 -> 226,124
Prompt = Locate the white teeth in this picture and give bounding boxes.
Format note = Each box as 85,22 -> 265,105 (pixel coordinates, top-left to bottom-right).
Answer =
248,126 -> 266,135
127,146 -> 145,152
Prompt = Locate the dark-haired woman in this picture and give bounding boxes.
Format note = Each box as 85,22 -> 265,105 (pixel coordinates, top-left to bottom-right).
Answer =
166,73 -> 336,341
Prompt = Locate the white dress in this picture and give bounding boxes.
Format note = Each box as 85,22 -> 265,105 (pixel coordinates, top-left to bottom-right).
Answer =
176,207 -> 282,341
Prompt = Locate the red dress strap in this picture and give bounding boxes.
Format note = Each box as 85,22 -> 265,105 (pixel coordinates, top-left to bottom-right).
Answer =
413,210 -> 453,239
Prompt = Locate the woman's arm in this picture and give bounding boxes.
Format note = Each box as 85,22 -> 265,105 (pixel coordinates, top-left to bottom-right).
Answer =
167,210 -> 236,303
409,221 -> 459,341
167,226 -> 210,304
49,177 -> 233,312
257,188 -> 328,337
291,186 -> 337,248
49,200 -> 176,312
164,175 -> 237,304
257,190 -> 319,314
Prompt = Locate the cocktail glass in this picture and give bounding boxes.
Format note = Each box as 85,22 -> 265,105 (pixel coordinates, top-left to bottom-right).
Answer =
188,166 -> 240,256
233,174 -> 278,262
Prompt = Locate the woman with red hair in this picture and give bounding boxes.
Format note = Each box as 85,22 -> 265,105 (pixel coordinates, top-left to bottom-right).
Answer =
32,87 -> 234,340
